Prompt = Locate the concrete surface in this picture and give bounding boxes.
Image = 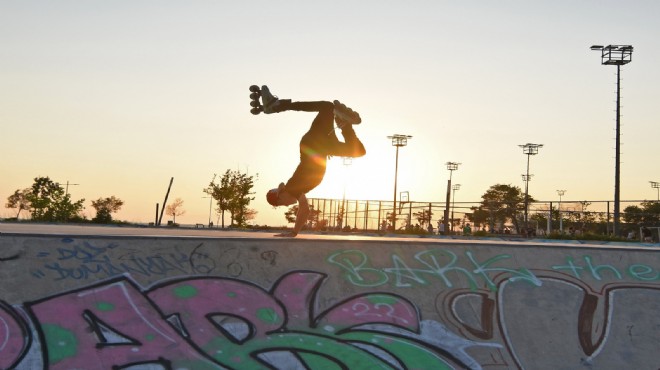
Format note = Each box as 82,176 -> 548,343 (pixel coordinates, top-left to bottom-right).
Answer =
1,225 -> 659,369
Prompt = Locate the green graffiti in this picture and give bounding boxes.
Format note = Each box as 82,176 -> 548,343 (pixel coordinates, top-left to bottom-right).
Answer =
297,353 -> 343,370
42,324 -> 79,365
95,302 -> 114,311
629,264 -> 660,281
327,250 -> 389,287
173,284 -> 198,298
367,295 -> 399,305
328,249 -> 541,291
341,331 -> 454,370
256,307 -> 280,324
552,255 -> 658,282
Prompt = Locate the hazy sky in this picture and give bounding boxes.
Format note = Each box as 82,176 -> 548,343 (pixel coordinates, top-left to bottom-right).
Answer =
2,1 -> 659,227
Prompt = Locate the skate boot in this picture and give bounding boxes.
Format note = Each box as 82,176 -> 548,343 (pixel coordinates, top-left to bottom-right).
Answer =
333,100 -> 361,128
261,85 -> 284,114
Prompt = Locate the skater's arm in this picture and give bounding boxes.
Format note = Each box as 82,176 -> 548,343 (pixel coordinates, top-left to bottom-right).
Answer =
275,194 -> 309,237
293,195 -> 309,235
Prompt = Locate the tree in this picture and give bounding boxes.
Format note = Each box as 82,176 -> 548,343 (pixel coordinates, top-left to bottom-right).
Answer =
91,196 -> 124,223
467,206 -> 489,231
205,169 -> 257,227
623,201 -> 660,225
567,201 -> 597,231
413,209 -> 433,228
285,204 -> 322,230
25,177 -> 85,222
5,188 -> 31,219
623,205 -> 644,224
473,184 -> 530,232
165,198 -> 186,224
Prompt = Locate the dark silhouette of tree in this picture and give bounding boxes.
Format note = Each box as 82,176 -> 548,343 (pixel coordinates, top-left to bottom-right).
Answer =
472,184 -> 530,232
624,201 -> 660,225
91,196 -> 124,223
205,169 -> 257,227
25,177 -> 85,222
413,209 -> 433,228
285,204 -> 322,230
5,188 -> 31,219
165,198 -> 186,224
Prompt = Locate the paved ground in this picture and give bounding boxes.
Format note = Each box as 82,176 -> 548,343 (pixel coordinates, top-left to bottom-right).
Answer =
0,221 -> 655,249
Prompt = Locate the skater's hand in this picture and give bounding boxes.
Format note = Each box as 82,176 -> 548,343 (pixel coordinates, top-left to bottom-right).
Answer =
275,231 -> 298,238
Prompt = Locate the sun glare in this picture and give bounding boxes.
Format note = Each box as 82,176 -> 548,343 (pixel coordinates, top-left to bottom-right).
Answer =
312,152 -> 392,202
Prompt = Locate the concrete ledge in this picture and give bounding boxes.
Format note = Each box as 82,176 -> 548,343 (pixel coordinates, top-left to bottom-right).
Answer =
1,233 -> 659,369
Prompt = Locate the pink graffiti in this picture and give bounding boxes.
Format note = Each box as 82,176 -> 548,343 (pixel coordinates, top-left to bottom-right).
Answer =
148,277 -> 286,345
27,279 -> 222,369
15,272 -> 437,369
271,271 -> 325,328
0,301 -> 29,369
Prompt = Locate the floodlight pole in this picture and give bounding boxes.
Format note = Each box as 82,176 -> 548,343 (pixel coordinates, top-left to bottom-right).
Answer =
590,44 -> 633,236
557,190 -> 566,233
519,143 -> 543,230
651,181 -> 660,201
340,157 -> 353,230
444,162 -> 460,234
451,184 -> 461,232
203,196 -> 213,226
388,134 -> 412,232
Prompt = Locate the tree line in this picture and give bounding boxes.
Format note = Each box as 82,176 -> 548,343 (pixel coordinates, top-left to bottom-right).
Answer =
4,170 -> 259,227
6,176 -> 658,234
5,176 -> 123,223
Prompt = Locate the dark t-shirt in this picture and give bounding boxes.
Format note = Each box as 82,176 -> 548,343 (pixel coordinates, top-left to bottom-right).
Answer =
283,131 -> 332,199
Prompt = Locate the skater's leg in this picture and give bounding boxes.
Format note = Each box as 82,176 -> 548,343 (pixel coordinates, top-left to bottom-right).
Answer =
327,125 -> 366,158
277,100 -> 335,134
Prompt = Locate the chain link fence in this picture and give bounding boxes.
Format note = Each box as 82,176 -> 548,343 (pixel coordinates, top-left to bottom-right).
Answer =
307,197 -> 659,239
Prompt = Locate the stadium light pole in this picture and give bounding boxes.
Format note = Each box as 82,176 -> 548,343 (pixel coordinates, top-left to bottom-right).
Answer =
444,162 -> 460,234
557,189 -> 566,233
451,184 -> 461,232
388,134 -> 412,232
651,181 -> 660,201
202,196 -> 213,227
590,44 -> 633,236
340,157 -> 353,230
519,143 -> 543,230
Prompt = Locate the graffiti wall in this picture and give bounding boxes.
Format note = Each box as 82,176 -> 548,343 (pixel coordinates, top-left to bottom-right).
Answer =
1,234 -> 659,369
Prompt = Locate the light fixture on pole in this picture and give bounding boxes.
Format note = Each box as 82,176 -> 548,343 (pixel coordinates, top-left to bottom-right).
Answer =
590,44 -> 633,236
519,143 -> 543,230
451,184 -> 461,232
444,162 -> 461,234
651,181 -> 660,201
340,157 -> 353,230
202,196 -> 213,227
557,189 -> 566,233
388,134 -> 412,232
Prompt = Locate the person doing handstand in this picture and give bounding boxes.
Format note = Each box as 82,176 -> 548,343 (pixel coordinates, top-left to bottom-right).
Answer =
259,85 -> 366,237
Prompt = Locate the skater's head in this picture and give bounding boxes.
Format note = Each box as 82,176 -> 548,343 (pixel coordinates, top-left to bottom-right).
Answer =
266,183 -> 297,207
266,188 -> 280,206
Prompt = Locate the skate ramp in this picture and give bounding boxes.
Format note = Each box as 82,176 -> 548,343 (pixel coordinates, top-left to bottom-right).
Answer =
1,233 -> 659,369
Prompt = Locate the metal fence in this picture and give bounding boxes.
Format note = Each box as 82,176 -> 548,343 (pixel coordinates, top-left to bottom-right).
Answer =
307,197 -> 658,235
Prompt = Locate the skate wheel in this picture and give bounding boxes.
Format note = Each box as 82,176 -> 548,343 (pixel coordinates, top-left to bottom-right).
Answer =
250,100 -> 260,108
249,85 -> 260,92
250,107 -> 262,115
